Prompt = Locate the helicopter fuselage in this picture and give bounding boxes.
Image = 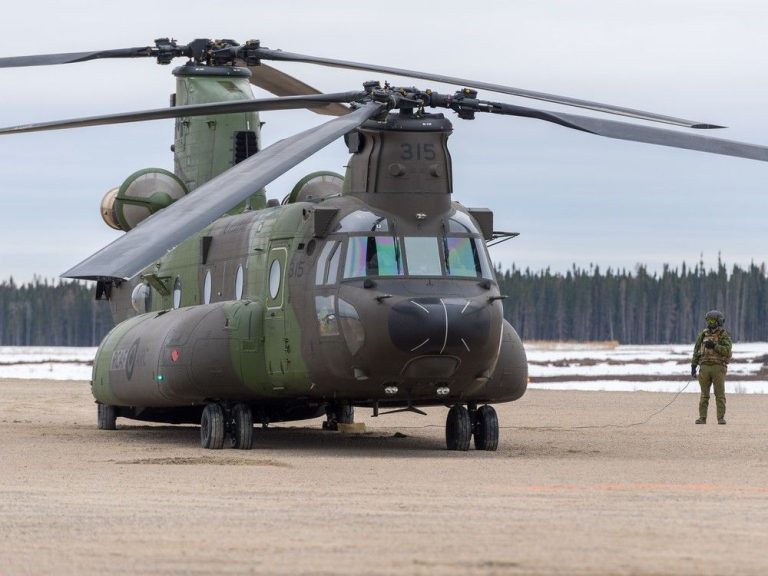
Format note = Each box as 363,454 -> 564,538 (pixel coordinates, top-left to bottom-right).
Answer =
95,194 -> 528,424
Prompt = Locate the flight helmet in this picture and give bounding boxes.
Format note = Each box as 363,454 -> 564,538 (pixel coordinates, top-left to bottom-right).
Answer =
705,310 -> 724,329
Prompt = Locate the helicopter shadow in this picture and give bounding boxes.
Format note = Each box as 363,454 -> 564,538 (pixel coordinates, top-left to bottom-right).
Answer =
113,424 -> 476,458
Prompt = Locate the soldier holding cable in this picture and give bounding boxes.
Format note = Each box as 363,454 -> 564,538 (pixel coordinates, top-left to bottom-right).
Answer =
691,310 -> 732,425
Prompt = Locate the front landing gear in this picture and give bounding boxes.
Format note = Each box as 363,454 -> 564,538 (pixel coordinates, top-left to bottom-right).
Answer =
200,403 -> 253,450
473,405 -> 499,451
445,404 -> 499,451
446,405 -> 471,450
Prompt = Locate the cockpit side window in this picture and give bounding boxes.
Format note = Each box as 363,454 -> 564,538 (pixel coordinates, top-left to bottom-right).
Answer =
327,243 -> 342,283
315,240 -> 340,285
474,238 -> 494,279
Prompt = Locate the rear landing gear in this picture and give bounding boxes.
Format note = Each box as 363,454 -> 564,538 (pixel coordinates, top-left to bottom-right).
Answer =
200,403 -> 253,450
445,403 -> 499,451
228,403 -> 253,450
200,404 -> 225,449
97,403 -> 117,430
323,402 -> 354,431
200,403 -> 254,450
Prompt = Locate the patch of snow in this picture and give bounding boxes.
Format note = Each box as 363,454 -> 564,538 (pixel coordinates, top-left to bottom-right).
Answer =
528,380 -> 768,394
0,363 -> 92,381
0,347 -> 95,381
529,361 -> 763,377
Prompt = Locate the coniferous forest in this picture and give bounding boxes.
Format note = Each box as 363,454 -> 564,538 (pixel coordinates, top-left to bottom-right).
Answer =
498,260 -> 768,343
0,277 -> 113,346
0,260 -> 767,346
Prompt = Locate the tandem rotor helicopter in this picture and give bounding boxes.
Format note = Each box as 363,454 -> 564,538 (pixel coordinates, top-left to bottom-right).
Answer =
2,38 -> 768,451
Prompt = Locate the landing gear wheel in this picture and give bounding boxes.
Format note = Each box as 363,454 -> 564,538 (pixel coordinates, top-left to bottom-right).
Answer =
323,402 -> 354,430
337,403 -> 354,425
228,403 -> 253,450
97,403 -> 116,430
473,405 -> 499,451
445,405 -> 471,451
200,403 -> 225,449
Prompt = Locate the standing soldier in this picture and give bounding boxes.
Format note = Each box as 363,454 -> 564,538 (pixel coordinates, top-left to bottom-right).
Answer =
691,310 -> 732,425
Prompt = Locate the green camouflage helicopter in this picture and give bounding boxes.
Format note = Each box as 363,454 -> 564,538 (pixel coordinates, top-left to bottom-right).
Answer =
1,38 -> 767,451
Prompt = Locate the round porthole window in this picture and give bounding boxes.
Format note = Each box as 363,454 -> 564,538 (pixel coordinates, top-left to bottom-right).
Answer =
235,265 -> 244,300
203,270 -> 212,304
269,259 -> 281,300
131,283 -> 151,314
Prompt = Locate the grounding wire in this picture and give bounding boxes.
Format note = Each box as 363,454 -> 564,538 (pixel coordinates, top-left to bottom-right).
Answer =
366,378 -> 695,431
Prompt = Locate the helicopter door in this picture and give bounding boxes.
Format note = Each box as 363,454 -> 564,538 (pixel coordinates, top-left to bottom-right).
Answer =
264,242 -> 293,387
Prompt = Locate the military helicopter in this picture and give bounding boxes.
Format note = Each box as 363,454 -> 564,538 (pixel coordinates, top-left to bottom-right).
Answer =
2,38 -> 767,451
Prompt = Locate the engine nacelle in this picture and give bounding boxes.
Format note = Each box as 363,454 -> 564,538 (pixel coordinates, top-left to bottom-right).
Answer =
283,171 -> 344,204
101,168 -> 188,231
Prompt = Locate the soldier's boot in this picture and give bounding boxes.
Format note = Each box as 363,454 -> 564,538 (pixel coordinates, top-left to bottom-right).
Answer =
695,417 -> 706,424
715,395 -> 726,426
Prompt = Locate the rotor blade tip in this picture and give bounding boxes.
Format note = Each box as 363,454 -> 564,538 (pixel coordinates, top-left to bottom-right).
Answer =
692,123 -> 726,130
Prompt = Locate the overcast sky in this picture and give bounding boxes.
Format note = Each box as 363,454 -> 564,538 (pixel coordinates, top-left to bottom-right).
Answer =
1,0 -> 767,283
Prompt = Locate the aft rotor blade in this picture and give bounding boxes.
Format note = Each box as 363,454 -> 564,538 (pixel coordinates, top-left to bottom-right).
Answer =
0,92 -> 365,135
245,62 -> 350,116
62,102 -> 384,281
491,102 -> 768,162
254,47 -> 721,129
0,47 -> 154,68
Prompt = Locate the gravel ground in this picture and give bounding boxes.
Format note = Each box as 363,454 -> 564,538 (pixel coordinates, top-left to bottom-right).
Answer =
1,378 -> 767,576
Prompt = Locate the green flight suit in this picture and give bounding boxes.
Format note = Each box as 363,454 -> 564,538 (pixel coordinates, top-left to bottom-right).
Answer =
691,327 -> 732,421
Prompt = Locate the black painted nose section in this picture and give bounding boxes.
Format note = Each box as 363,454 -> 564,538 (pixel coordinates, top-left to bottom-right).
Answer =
388,297 -> 491,355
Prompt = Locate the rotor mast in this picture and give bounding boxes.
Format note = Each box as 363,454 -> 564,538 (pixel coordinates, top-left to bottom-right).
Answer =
343,108 -> 454,217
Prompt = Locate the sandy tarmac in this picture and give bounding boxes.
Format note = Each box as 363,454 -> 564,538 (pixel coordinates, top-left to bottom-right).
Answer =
1,378 -> 767,576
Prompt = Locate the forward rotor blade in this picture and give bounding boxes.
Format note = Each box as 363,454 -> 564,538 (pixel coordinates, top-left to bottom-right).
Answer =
62,102 -> 384,281
245,62 -> 350,116
0,47 -> 154,68
253,47 -> 722,130
0,92 -> 365,135
491,102 -> 768,162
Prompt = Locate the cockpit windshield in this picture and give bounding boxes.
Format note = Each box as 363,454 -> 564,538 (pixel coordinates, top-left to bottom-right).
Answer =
329,209 -> 493,281
344,236 -> 403,278
342,234 -> 492,280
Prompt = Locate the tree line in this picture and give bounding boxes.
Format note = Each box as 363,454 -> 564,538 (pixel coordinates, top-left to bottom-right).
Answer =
498,260 -> 768,343
1,260 -> 766,346
0,277 -> 113,346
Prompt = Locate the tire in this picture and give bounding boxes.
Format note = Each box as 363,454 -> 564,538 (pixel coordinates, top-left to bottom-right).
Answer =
97,403 -> 116,430
200,404 -> 225,449
229,403 -> 253,450
473,405 -> 499,451
336,404 -> 354,425
445,405 -> 471,451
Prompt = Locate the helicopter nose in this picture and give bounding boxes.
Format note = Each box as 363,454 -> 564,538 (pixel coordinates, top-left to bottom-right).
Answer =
388,297 -> 492,355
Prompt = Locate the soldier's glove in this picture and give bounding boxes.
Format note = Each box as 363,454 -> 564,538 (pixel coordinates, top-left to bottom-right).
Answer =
704,340 -> 716,350
691,364 -> 697,378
